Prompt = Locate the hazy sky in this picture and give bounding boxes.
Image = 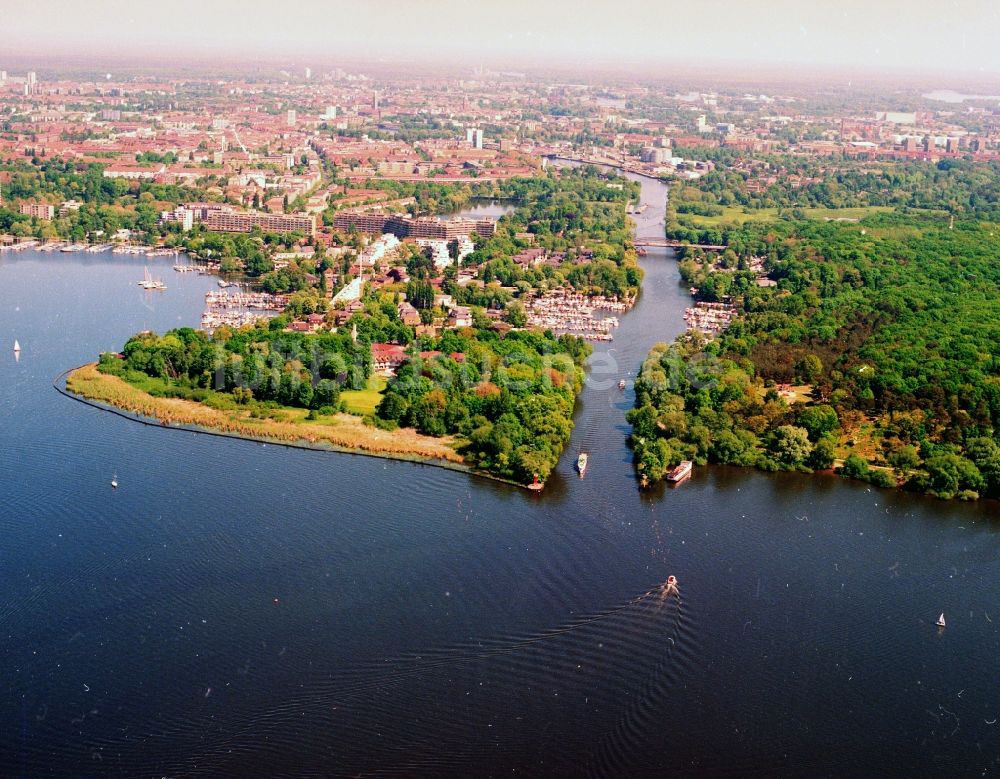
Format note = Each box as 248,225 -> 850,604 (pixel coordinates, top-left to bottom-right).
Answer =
3,0 -> 1000,75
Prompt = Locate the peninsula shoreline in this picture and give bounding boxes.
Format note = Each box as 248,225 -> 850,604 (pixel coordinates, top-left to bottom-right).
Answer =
58,363 -> 530,490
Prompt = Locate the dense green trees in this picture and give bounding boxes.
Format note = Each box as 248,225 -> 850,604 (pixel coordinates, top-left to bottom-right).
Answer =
630,212 -> 1000,500
375,328 -> 591,484
102,324 -> 369,412
455,167 -> 644,301
668,158 -> 1000,216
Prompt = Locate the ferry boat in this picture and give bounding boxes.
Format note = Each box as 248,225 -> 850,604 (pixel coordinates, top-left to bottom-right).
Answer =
576,453 -> 588,476
666,460 -> 693,485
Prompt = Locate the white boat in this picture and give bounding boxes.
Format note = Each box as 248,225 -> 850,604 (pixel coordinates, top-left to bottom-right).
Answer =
577,453 -> 588,476
13,339 -> 20,353
666,460 -> 693,485
937,613 -> 946,628
138,267 -> 166,290
618,379 -> 626,390
111,474 -> 118,489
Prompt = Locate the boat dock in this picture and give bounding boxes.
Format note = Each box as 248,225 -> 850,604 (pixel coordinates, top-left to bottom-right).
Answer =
201,290 -> 287,331
684,301 -> 736,334
523,289 -> 631,341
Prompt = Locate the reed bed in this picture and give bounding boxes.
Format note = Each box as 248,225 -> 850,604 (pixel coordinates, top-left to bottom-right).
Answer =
66,363 -> 464,464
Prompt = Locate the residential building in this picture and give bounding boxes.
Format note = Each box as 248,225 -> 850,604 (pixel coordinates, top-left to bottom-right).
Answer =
19,202 -> 54,220
201,209 -> 316,237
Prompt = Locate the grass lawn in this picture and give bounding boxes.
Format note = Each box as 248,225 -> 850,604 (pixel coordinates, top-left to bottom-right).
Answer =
679,205 -> 894,227
341,375 -> 387,415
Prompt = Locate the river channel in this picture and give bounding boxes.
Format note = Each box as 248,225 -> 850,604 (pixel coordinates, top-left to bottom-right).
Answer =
0,174 -> 997,776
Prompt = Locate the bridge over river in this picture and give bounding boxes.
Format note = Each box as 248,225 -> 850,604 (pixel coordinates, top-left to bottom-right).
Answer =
634,238 -> 727,250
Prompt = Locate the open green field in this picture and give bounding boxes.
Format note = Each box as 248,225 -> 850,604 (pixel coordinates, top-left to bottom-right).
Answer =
679,205 -> 895,227
341,375 -> 388,415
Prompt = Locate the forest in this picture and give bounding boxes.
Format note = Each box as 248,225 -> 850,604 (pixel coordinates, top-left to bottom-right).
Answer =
664,158 -> 1000,245
100,313 -> 591,485
100,324 -> 370,414
630,212 -> 1000,501
0,159 -> 214,241
375,328 -> 591,485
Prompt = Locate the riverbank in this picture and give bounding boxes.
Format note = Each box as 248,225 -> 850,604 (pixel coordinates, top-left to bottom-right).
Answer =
64,362 -> 472,472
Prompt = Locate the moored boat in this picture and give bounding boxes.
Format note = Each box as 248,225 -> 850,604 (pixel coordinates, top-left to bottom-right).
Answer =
138,267 -> 166,290
666,460 -> 693,485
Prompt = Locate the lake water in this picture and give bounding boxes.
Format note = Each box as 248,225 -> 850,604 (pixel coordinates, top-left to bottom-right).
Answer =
1,185 -> 998,777
445,198 -> 516,220
923,89 -> 1000,104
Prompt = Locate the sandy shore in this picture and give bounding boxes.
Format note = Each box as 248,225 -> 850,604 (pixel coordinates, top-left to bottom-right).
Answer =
62,363 -> 476,472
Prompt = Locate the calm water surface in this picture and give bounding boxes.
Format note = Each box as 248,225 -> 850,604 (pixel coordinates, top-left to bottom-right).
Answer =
1,184 -> 998,777
444,199 -> 516,220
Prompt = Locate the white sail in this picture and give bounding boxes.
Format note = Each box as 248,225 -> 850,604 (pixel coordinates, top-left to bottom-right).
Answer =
937,613 -> 946,627
13,339 -> 20,352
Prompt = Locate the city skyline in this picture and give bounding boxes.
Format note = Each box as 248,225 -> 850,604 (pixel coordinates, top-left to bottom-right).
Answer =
3,0 -> 1000,76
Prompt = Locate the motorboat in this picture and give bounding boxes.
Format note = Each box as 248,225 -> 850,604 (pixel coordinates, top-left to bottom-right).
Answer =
666,460 -> 693,485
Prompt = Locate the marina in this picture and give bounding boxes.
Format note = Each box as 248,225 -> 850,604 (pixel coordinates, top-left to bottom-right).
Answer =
522,288 -> 630,341
683,300 -> 737,334
200,289 -> 287,330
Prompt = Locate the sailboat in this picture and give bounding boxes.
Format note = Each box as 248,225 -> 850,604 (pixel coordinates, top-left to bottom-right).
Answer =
111,474 -> 118,489
13,339 -> 20,353
936,613 -> 946,628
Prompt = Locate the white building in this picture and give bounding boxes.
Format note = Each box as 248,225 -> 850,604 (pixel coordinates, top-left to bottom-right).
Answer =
360,233 -> 401,270
160,206 -> 194,231
416,238 -> 452,269
332,276 -> 364,304
455,235 -> 475,263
